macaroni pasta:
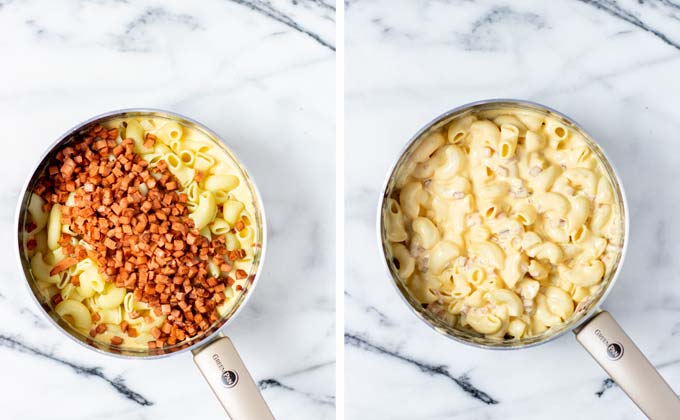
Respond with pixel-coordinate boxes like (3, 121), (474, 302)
(384, 108), (623, 339)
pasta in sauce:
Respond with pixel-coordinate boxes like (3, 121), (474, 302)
(384, 108), (623, 340)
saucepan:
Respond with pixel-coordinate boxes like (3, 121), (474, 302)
(377, 99), (680, 419)
(15, 109), (275, 419)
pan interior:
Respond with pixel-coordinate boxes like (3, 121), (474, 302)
(380, 100), (627, 349)
(16, 110), (265, 357)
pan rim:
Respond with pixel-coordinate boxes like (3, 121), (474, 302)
(14, 108), (268, 359)
(376, 98), (630, 350)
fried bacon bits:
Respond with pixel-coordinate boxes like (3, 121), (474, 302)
(36, 124), (243, 349)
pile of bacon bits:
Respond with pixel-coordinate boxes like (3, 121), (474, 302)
(34, 124), (251, 349)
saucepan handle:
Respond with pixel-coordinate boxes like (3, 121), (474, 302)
(193, 335), (275, 419)
(575, 311), (680, 419)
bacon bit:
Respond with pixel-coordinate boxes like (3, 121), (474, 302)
(33, 124), (250, 347)
(62, 243), (74, 255)
(235, 269), (247, 280)
(141, 201), (153, 213)
(51, 294), (63, 306)
(92, 312), (101, 322)
(135, 214), (148, 233)
(96, 323), (107, 334)
(74, 246), (88, 260)
(26, 221), (37, 232)
(49, 257), (79, 276)
(234, 220), (245, 232)
(26, 239), (38, 251)
(120, 320), (129, 333)
(70, 275), (80, 286)
(161, 322), (172, 335)
(147, 341), (157, 350)
(89, 329), (97, 338)
(61, 158), (76, 177)
(235, 284), (243, 292)
(104, 237), (117, 250)
(110, 144), (123, 157)
(110, 336), (124, 345)
(186, 233), (198, 245)
(151, 326), (162, 339)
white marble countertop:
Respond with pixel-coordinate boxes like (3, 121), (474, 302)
(0, 1), (335, 419)
(345, 1), (680, 419)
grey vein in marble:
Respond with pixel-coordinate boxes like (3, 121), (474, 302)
(345, 333), (498, 405)
(117, 7), (202, 52)
(369, 17), (417, 40)
(672, 322), (680, 336)
(283, 360), (335, 377)
(595, 358), (680, 397)
(577, 0), (680, 50)
(25, 19), (48, 37)
(305, 0), (335, 12)
(226, 0), (335, 50)
(595, 378), (616, 398)
(19, 307), (50, 329)
(345, 292), (395, 327)
(0, 335), (153, 406)
(258, 378), (335, 406)
(460, 6), (546, 51)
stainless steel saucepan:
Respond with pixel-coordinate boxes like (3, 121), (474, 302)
(378, 99), (680, 419)
(15, 109), (275, 419)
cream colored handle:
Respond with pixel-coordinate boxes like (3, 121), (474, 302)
(193, 336), (275, 420)
(575, 311), (680, 419)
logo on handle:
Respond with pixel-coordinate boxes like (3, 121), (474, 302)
(606, 342), (624, 361)
(221, 370), (239, 388)
(213, 354), (240, 388)
(594, 329), (624, 361)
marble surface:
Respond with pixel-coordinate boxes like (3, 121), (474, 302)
(0, 1), (335, 419)
(345, 1), (680, 419)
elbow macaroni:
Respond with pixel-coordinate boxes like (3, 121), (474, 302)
(384, 107), (623, 340)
